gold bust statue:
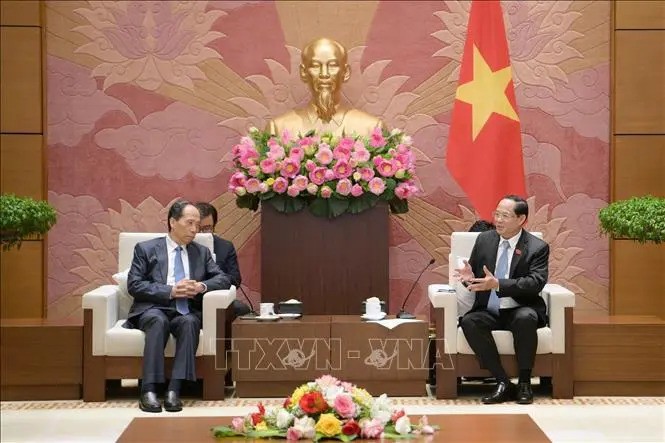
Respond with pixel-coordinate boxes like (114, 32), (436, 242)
(267, 38), (383, 137)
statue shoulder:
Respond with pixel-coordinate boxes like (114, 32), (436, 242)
(344, 108), (384, 132)
(266, 109), (304, 135)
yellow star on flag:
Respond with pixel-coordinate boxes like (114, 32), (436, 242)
(455, 44), (519, 140)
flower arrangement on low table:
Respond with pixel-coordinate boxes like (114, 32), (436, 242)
(212, 375), (438, 441)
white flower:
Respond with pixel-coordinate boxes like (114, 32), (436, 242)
(276, 408), (294, 429)
(248, 126), (259, 133)
(390, 128), (402, 136)
(395, 416), (412, 435)
(370, 394), (393, 425)
(401, 135), (413, 146)
(234, 187), (247, 196)
(323, 385), (344, 405)
(293, 416), (316, 439)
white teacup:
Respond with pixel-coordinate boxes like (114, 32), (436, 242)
(260, 302), (275, 317)
(365, 299), (381, 316)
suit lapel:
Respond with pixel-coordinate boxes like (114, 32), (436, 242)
(487, 231), (500, 274)
(156, 238), (168, 283)
(509, 230), (528, 278)
(186, 243), (199, 280)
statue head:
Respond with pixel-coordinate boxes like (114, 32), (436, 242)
(300, 38), (351, 122)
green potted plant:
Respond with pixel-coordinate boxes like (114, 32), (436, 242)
(0, 194), (57, 251)
(598, 195), (665, 244)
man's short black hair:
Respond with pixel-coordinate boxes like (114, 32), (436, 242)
(503, 194), (529, 219)
(167, 199), (195, 231)
(469, 220), (496, 232)
(194, 202), (218, 226)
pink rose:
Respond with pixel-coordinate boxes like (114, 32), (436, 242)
(377, 159), (396, 177)
(351, 184), (364, 197)
(351, 147), (370, 163)
(289, 146), (305, 162)
(260, 158), (277, 174)
(336, 179), (352, 196)
(231, 417), (246, 433)
(324, 169), (335, 181)
(315, 146), (333, 165)
(395, 183), (413, 199)
(333, 394), (356, 419)
(359, 167), (375, 182)
(286, 427), (302, 441)
(368, 177), (386, 196)
(259, 182), (269, 193)
(269, 143), (286, 160)
(337, 137), (355, 150)
(309, 167), (327, 185)
(228, 172), (247, 191)
(333, 144), (352, 161)
(280, 158), (300, 178)
(370, 127), (386, 148)
(273, 177), (288, 194)
(293, 175), (309, 191)
(287, 185), (300, 197)
(298, 136), (315, 146)
(320, 186), (333, 199)
(245, 178), (261, 194)
(333, 160), (353, 179)
(360, 418), (384, 439)
(239, 136), (255, 147)
(248, 165), (260, 177)
(239, 147), (259, 167)
(305, 160), (317, 172)
(281, 129), (292, 145)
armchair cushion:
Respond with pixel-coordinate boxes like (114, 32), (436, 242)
(457, 327), (553, 354)
(111, 269), (133, 320)
(105, 320), (205, 357)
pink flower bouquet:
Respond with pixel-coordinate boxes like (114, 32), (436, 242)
(212, 375), (438, 441)
(228, 128), (419, 218)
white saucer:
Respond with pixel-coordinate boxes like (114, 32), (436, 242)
(256, 315), (280, 322)
(277, 313), (302, 319)
(361, 312), (387, 321)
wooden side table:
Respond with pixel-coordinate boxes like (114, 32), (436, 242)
(1, 318), (82, 400)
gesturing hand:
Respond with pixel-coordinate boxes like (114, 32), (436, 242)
(467, 265), (500, 292)
(453, 259), (474, 285)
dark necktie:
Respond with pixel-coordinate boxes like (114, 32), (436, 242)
(174, 246), (189, 315)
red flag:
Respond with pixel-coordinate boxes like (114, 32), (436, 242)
(446, 0), (525, 221)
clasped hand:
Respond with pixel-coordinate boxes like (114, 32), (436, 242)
(453, 260), (499, 292)
(171, 279), (202, 298)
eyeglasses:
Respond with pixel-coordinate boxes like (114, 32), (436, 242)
(199, 225), (215, 233)
(492, 211), (517, 221)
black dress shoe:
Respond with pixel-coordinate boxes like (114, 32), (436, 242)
(164, 390), (183, 412)
(482, 381), (516, 404)
(516, 382), (534, 404)
(139, 391), (162, 413)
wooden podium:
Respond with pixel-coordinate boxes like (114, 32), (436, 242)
(261, 203), (389, 314)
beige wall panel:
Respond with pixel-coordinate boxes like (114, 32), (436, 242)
(0, 27), (42, 133)
(0, 0), (41, 26)
(614, 135), (665, 200)
(0, 134), (43, 199)
(614, 31), (665, 134)
(0, 240), (44, 319)
(615, 1), (665, 30)
(612, 240), (665, 319)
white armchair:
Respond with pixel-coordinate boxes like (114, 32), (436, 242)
(82, 233), (236, 402)
(428, 232), (575, 399)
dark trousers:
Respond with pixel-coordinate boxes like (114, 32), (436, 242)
(460, 307), (540, 380)
(136, 308), (202, 384)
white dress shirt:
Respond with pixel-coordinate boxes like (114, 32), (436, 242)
(497, 230), (522, 309)
(165, 235), (190, 285)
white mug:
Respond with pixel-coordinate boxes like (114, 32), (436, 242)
(365, 299), (381, 316)
(260, 302), (275, 317)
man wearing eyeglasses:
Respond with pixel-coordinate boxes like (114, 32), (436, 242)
(454, 195), (549, 404)
(194, 202), (250, 317)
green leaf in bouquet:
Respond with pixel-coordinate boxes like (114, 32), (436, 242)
(258, 191), (276, 201)
(245, 429), (287, 439)
(381, 431), (416, 440)
(309, 197), (350, 218)
(268, 195), (306, 214)
(337, 433), (358, 442)
(348, 193), (379, 214)
(235, 194), (260, 211)
(389, 198), (409, 214)
(304, 129), (316, 138)
(385, 178), (397, 191)
(210, 426), (243, 438)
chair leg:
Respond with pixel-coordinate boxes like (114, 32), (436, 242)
(552, 354), (573, 398)
(83, 355), (106, 402)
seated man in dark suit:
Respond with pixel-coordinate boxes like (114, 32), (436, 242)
(195, 202), (251, 316)
(126, 199), (230, 413)
(455, 195), (548, 405)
